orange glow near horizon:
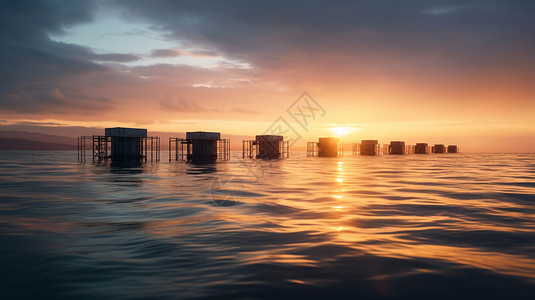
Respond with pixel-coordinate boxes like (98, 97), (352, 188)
(2, 112), (535, 152)
(330, 126), (353, 137)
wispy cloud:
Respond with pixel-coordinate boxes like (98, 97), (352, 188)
(150, 48), (218, 58)
(93, 53), (141, 62)
(159, 96), (221, 113)
(421, 6), (462, 16)
(150, 49), (181, 57)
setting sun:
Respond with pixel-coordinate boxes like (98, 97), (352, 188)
(330, 126), (352, 136)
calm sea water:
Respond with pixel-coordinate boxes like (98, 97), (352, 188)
(0, 151), (534, 299)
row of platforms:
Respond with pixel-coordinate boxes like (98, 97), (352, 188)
(307, 138), (459, 157)
(79, 128), (231, 163)
(78, 128), (459, 163)
(78, 128), (291, 163)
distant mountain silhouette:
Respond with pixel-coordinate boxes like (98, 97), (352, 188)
(0, 131), (78, 150)
(0, 137), (75, 150)
(0, 130), (76, 145)
(0, 130), (288, 151)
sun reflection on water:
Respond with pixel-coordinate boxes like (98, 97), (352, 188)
(1, 151), (534, 298)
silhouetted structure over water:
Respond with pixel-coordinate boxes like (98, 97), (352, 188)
(432, 144), (445, 153)
(78, 127), (160, 162)
(360, 140), (379, 156)
(319, 138), (340, 157)
(187, 132), (219, 162)
(352, 140), (382, 155)
(415, 143), (429, 154)
(76, 128), (460, 163)
(308, 137), (343, 157)
(389, 141), (405, 154)
(169, 131), (230, 162)
(351, 140), (460, 156)
(243, 135), (289, 159)
(105, 127), (147, 158)
(448, 145), (459, 153)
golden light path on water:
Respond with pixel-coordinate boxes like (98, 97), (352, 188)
(0, 151), (534, 298)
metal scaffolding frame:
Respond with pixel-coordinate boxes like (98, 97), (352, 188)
(141, 136), (161, 162)
(77, 136), (91, 161)
(382, 144), (389, 155)
(77, 135), (110, 162)
(243, 140), (257, 159)
(308, 141), (343, 157)
(243, 139), (289, 159)
(217, 139), (231, 161)
(78, 135), (160, 162)
(169, 137), (230, 161)
(307, 142), (318, 157)
(280, 140), (290, 158)
(352, 142), (381, 156)
(169, 137), (186, 161)
(352, 143), (360, 156)
(338, 142), (344, 157)
(94, 135), (110, 160)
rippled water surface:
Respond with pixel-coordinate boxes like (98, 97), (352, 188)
(1, 151), (534, 299)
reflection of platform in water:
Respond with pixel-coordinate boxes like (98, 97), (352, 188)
(169, 131), (230, 163)
(185, 163), (218, 174)
(307, 137), (343, 157)
(243, 135), (289, 159)
(110, 158), (143, 169)
(78, 127), (160, 162)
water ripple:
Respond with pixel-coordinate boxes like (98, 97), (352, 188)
(0, 151), (534, 299)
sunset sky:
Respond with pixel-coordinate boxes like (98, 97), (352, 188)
(1, 0), (534, 152)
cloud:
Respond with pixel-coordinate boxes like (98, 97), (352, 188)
(129, 63), (254, 88)
(159, 96), (221, 113)
(9, 121), (66, 126)
(0, 0), (117, 114)
(151, 49), (181, 57)
(150, 48), (218, 58)
(0, 0), (96, 42)
(1, 0), (534, 130)
(421, 6), (462, 15)
(189, 50), (218, 58)
(1, 86), (114, 114)
(50, 88), (68, 102)
(93, 53), (142, 62)
(112, 0), (535, 78)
